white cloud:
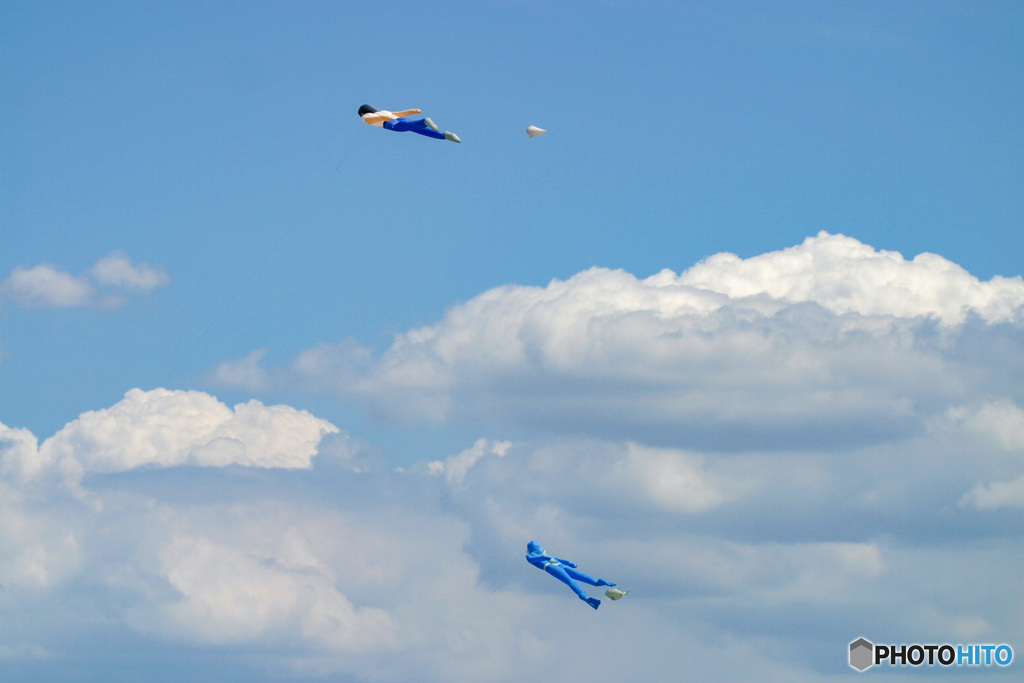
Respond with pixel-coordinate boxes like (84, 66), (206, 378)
(35, 388), (340, 476)
(0, 479), (81, 589)
(3, 233), (1024, 681)
(616, 442), (751, 512)
(961, 475), (1024, 510)
(678, 232), (1024, 324)
(0, 391), (407, 674)
(219, 233), (1024, 451)
(0, 421), (40, 481)
(0, 263), (96, 307)
(2, 385), (1024, 681)
(428, 438), (512, 485)
(1, 252), (168, 308)
(144, 533), (393, 649)
(208, 348), (271, 392)
(0, 423), (81, 589)
(946, 400), (1024, 451)
(946, 401), (1024, 510)
(89, 250), (169, 292)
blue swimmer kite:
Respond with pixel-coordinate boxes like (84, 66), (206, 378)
(358, 105), (461, 143)
(525, 540), (624, 610)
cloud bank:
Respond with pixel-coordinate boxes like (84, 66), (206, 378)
(4, 234), (1023, 681)
(214, 232), (1024, 449)
(2, 391), (1022, 681)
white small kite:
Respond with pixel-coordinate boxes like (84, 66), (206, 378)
(526, 125), (547, 138)
(605, 587), (628, 600)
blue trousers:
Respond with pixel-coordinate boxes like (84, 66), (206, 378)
(384, 116), (445, 140)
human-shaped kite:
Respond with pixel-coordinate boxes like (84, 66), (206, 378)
(525, 540), (619, 610)
(358, 104), (461, 143)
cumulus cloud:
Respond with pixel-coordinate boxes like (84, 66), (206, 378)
(26, 388), (341, 478)
(1, 251), (168, 308)
(678, 232), (1024, 324)
(141, 533), (394, 649)
(217, 233), (1024, 450)
(423, 422), (1024, 677)
(4, 234), (1024, 681)
(0, 393), (523, 680)
(3, 384), (1024, 681)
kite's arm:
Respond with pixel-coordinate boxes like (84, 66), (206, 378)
(362, 109), (422, 125)
(540, 557), (573, 569)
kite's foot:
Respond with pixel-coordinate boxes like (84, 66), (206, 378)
(597, 579), (616, 587)
(424, 117), (439, 132)
(585, 597), (601, 610)
(444, 131), (461, 143)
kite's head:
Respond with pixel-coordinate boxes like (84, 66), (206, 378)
(526, 540), (543, 554)
(358, 104), (378, 117)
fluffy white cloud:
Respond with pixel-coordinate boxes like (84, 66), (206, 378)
(677, 232), (1024, 324)
(1, 252), (168, 308)
(143, 533), (393, 649)
(217, 233), (1024, 451)
(1, 394), (524, 680)
(3, 234), (1023, 681)
(2, 385), (1024, 681)
(31, 388), (340, 477)
(425, 422), (1024, 673)
(0, 421), (39, 481)
(1, 424), (81, 590)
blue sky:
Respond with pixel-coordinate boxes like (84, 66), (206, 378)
(2, 2), (1022, 681)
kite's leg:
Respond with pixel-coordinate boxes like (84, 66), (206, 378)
(545, 565), (588, 599)
(545, 565), (600, 608)
(385, 116), (445, 140)
(564, 566), (616, 588)
(409, 127), (446, 140)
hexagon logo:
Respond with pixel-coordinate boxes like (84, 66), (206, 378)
(850, 638), (874, 671)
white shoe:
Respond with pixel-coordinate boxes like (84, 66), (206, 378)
(444, 131), (461, 143)
(424, 117), (439, 132)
